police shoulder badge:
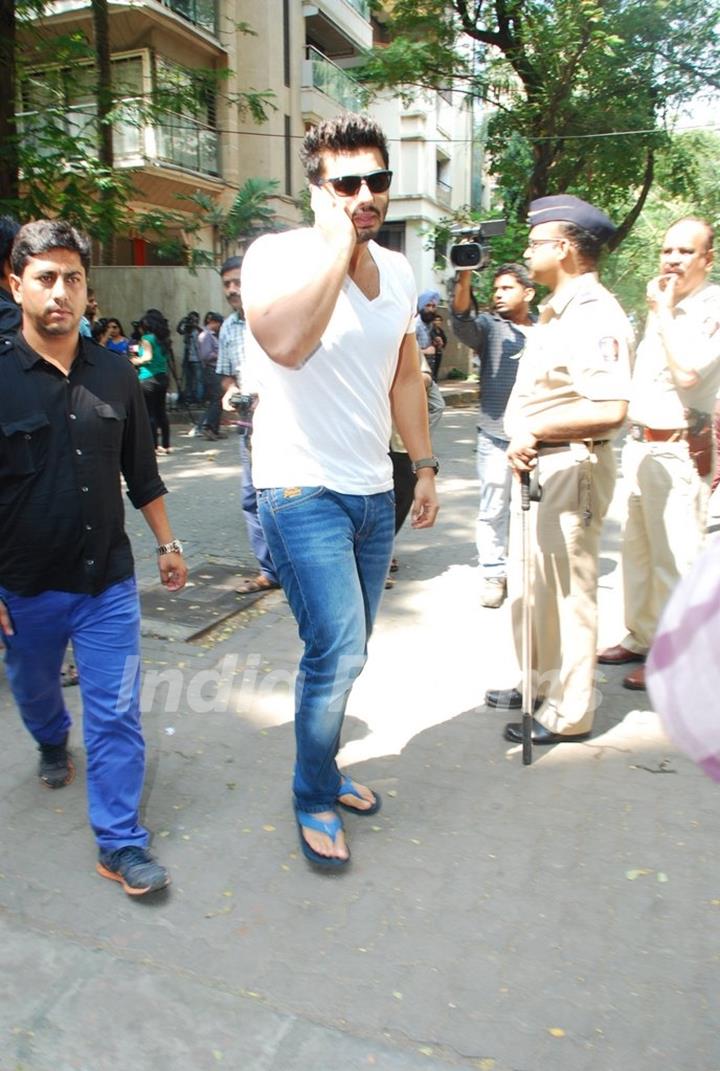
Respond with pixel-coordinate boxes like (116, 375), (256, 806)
(598, 336), (619, 362)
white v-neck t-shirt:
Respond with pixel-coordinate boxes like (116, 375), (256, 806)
(242, 232), (417, 494)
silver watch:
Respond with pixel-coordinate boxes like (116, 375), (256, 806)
(156, 539), (183, 556)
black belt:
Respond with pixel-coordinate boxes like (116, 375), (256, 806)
(537, 440), (609, 449)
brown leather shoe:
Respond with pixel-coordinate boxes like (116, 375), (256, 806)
(597, 644), (646, 665)
(622, 665), (646, 690)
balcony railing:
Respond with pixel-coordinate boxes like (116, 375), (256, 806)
(17, 100), (219, 177)
(304, 46), (363, 112)
(436, 179), (452, 207)
(155, 111), (219, 175)
(161, 0), (217, 34)
(343, 0), (370, 17)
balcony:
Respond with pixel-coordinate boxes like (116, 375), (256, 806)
(343, 0), (370, 16)
(17, 99), (219, 179)
(436, 179), (452, 208)
(302, 0), (373, 56)
(302, 46), (363, 119)
(161, 0), (217, 34)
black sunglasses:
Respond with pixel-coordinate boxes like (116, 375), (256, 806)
(320, 169), (393, 197)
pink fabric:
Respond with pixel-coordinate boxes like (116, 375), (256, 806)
(646, 538), (720, 782)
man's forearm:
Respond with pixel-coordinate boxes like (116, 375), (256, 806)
(525, 399), (628, 441)
(391, 376), (433, 460)
(657, 311), (701, 389)
(451, 271), (473, 316)
(140, 496), (176, 546)
(246, 239), (353, 369)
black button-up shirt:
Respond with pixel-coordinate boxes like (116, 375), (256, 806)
(0, 332), (166, 596)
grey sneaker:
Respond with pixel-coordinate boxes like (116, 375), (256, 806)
(480, 577), (507, 608)
(38, 734), (75, 789)
(96, 846), (170, 897)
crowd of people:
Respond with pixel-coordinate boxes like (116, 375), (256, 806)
(0, 111), (718, 896)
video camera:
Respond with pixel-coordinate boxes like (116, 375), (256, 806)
(228, 391), (254, 437)
(177, 312), (200, 336)
(449, 219), (506, 272)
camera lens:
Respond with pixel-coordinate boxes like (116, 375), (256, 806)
(450, 242), (482, 269)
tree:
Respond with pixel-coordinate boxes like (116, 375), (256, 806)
(361, 0), (720, 246)
(139, 177), (281, 267)
(0, 7), (275, 252)
(0, 0), (18, 203)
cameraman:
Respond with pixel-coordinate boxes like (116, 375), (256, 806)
(196, 312), (224, 439)
(177, 310), (201, 403)
(452, 263), (535, 608)
(216, 257), (279, 594)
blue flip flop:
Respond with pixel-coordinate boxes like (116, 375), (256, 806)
(295, 809), (350, 869)
(336, 776), (382, 817)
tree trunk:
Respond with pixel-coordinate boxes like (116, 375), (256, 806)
(610, 148), (655, 252)
(92, 0), (115, 262)
(0, 0), (18, 205)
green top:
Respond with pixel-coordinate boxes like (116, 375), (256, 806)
(137, 333), (168, 380)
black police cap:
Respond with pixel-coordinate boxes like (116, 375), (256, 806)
(527, 195), (616, 245)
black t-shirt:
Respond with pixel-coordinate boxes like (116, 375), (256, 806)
(0, 332), (166, 596)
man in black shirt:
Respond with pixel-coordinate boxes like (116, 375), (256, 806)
(0, 219), (188, 897)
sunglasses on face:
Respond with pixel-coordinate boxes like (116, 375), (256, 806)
(319, 169), (393, 197)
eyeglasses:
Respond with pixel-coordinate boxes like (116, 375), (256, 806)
(320, 170), (393, 197)
(526, 238), (563, 251)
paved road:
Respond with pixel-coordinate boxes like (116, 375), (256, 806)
(1, 411), (717, 1071)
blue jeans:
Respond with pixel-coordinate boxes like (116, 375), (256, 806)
(0, 578), (148, 852)
(476, 429), (512, 579)
(241, 438), (278, 583)
(258, 487), (395, 812)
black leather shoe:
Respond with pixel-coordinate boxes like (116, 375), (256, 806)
(485, 688), (541, 711)
(503, 718), (591, 745)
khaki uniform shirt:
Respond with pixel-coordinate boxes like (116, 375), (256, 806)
(628, 281), (720, 429)
(505, 273), (633, 437)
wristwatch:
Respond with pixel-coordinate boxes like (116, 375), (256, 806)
(156, 539), (183, 556)
(411, 456), (440, 475)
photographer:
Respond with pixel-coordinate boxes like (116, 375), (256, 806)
(177, 310), (201, 404)
(216, 256), (279, 594)
(452, 262), (535, 607)
(197, 312), (225, 440)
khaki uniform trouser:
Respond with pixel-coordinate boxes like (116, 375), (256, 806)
(508, 443), (616, 735)
(620, 438), (709, 655)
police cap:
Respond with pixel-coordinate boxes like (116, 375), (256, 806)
(527, 195), (616, 246)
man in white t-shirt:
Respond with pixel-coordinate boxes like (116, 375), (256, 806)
(241, 114), (439, 870)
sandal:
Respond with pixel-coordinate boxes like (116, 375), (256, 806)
(235, 575), (280, 595)
(336, 776), (382, 816)
(295, 808), (350, 869)
(389, 557), (399, 573)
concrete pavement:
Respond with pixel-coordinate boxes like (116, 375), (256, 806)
(1, 409), (718, 1071)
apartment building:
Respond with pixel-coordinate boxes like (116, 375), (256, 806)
(16, 0), (476, 295)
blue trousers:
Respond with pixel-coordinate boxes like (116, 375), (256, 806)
(1, 578), (148, 852)
(258, 487), (394, 812)
(241, 437), (278, 583)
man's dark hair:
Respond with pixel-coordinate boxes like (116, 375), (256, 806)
(10, 219), (91, 276)
(0, 215), (21, 266)
(300, 113), (389, 185)
(558, 223), (603, 267)
(220, 255), (242, 276)
(204, 310), (224, 324)
(493, 262), (533, 289)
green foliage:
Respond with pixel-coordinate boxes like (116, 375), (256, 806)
(138, 177), (281, 268)
(1, 10), (275, 250)
(358, 0), (720, 242)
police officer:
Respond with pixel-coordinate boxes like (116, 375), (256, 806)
(485, 195), (634, 744)
(598, 218), (720, 690)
